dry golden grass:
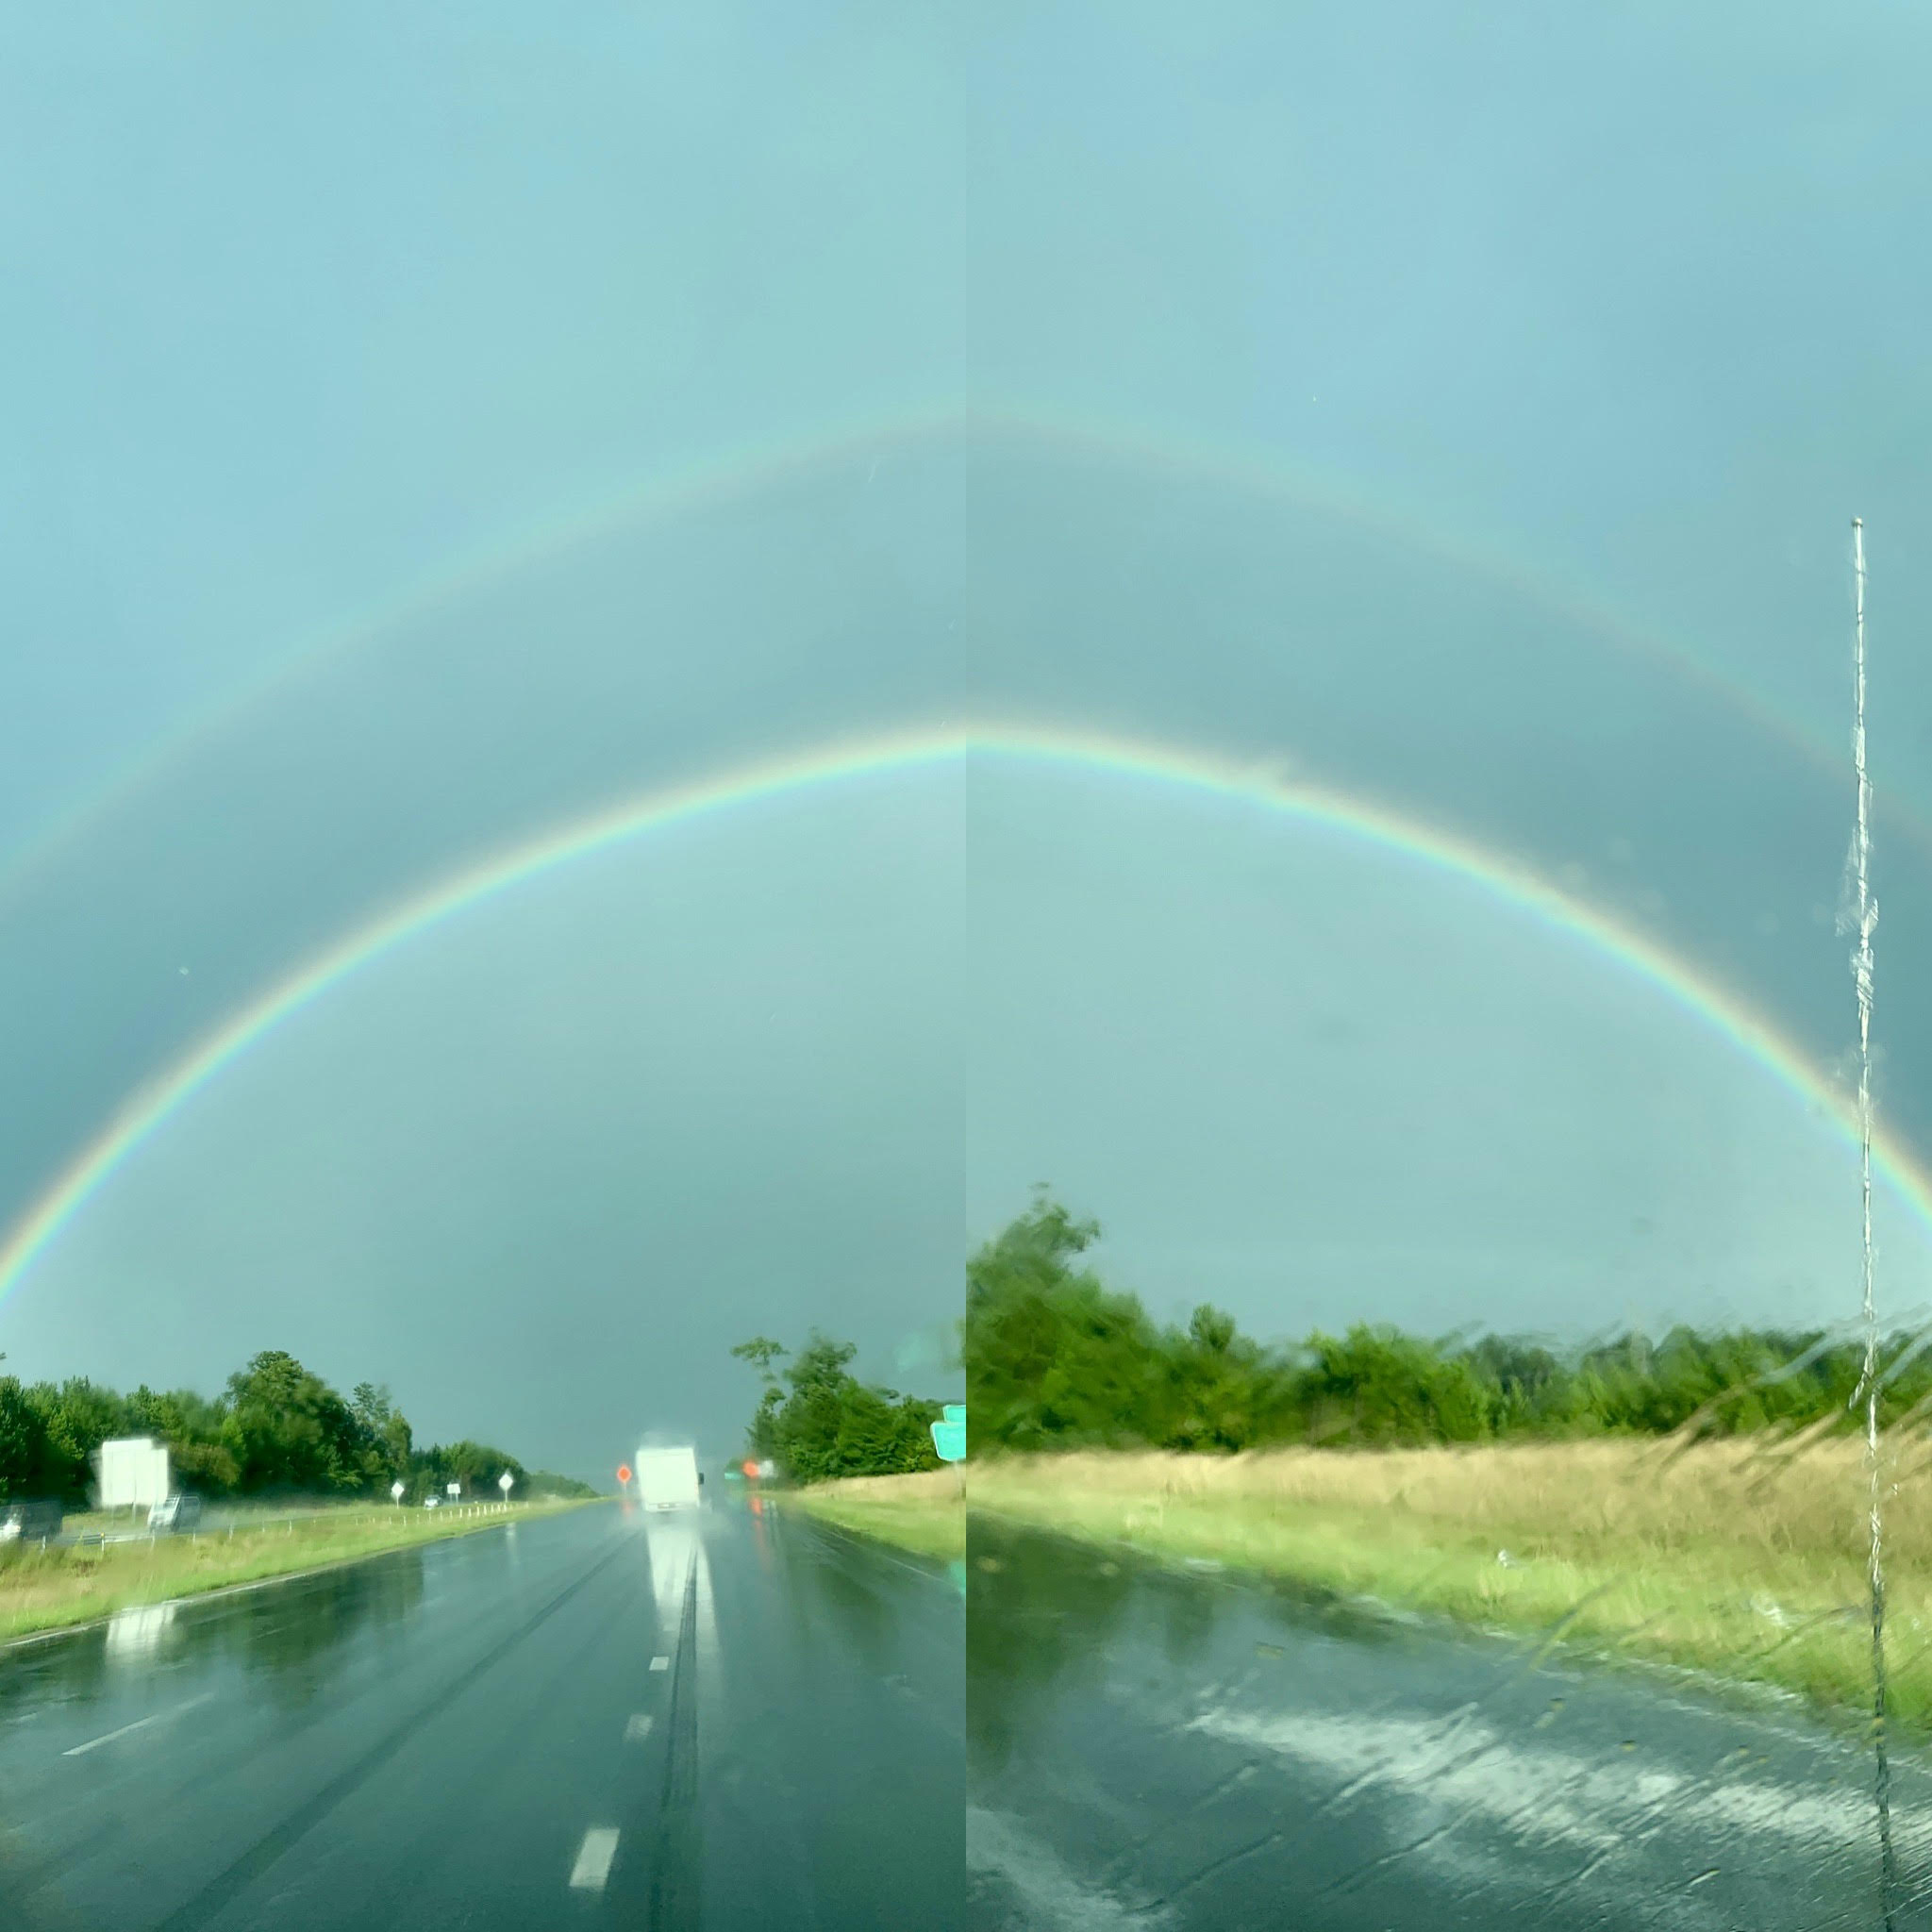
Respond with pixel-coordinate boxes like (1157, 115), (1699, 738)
(970, 1438), (1932, 1730)
(786, 1468), (965, 1562)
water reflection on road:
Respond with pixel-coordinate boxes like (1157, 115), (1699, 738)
(967, 1516), (1932, 1931)
(0, 1544), (428, 1729)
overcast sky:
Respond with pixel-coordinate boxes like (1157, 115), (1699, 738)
(3, 5), (1930, 1480)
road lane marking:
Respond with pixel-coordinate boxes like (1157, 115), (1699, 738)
(142, 1541), (630, 1932)
(625, 1714), (655, 1741)
(63, 1692), (214, 1757)
(645, 1564), (701, 1924)
(649, 1655), (669, 1671)
(568, 1827), (620, 1891)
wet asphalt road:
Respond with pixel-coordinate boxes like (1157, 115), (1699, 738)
(966, 1517), (1932, 1932)
(18, 1500), (1932, 1930)
(0, 1498), (963, 1931)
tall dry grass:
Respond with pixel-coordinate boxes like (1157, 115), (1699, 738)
(787, 1468), (965, 1561)
(804, 1469), (962, 1504)
(970, 1438), (1932, 1730)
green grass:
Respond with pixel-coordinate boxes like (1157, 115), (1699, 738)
(0, 1497), (602, 1642)
(784, 1470), (966, 1562)
(969, 1441), (1932, 1735)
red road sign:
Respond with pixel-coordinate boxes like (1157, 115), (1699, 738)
(616, 1464), (632, 1485)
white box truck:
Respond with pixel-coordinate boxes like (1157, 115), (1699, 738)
(634, 1444), (701, 1510)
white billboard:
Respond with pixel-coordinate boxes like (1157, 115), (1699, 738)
(97, 1437), (171, 1509)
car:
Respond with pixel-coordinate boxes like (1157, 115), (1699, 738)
(146, 1493), (202, 1533)
(424, 1495), (441, 1509)
(0, 1500), (63, 1544)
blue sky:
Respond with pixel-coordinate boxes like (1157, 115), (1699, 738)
(2, 3), (1927, 1474)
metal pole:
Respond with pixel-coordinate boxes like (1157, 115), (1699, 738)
(1850, 518), (1896, 1926)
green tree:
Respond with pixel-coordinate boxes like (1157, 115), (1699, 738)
(25, 1378), (132, 1502)
(412, 1440), (525, 1500)
(734, 1332), (943, 1480)
(1298, 1326), (1491, 1446)
(1153, 1304), (1297, 1452)
(0, 1377), (55, 1503)
(729, 1338), (789, 1380)
(223, 1351), (365, 1494)
(966, 1190), (1169, 1449)
(522, 1470), (599, 1499)
(731, 1337), (791, 1463)
(349, 1382), (414, 1488)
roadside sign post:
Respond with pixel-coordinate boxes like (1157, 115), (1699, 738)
(498, 1471), (513, 1506)
(390, 1480), (406, 1508)
(616, 1464), (633, 1496)
(930, 1405), (966, 1498)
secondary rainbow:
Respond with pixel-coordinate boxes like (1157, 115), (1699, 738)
(0, 723), (1923, 1305)
(0, 404), (1898, 908)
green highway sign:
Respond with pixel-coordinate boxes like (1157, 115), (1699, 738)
(942, 1404), (964, 1425)
(931, 1415), (966, 1462)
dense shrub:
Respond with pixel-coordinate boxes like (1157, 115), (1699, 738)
(963, 1191), (1914, 1455)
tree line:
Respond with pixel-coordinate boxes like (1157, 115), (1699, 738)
(0, 1348), (596, 1506)
(730, 1334), (946, 1482)
(966, 1191), (1932, 1453)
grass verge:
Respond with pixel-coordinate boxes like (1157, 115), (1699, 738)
(784, 1470), (966, 1562)
(968, 1441), (1932, 1734)
(0, 1497), (601, 1643)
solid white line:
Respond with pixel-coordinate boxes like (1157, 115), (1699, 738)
(624, 1714), (654, 1741)
(63, 1692), (214, 1757)
(649, 1655), (669, 1672)
(568, 1826), (620, 1890)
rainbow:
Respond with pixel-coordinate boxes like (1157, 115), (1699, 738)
(0, 404), (1896, 906)
(0, 724), (1922, 1307)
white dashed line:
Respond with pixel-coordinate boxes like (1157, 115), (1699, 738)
(625, 1714), (655, 1742)
(649, 1655), (669, 1672)
(569, 1826), (620, 1891)
(63, 1692), (214, 1757)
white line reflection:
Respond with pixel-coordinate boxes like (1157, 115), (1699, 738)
(568, 1826), (619, 1890)
(63, 1691), (213, 1757)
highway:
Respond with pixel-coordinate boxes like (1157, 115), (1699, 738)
(967, 1517), (1932, 1932)
(0, 1497), (963, 1931)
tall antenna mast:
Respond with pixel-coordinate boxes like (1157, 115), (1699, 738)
(1851, 516), (1896, 1924)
